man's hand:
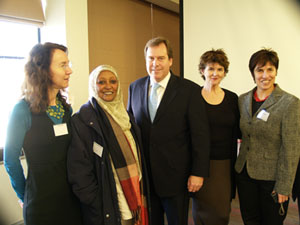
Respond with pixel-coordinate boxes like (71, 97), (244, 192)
(187, 175), (204, 192)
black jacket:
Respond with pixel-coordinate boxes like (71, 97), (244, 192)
(67, 99), (151, 225)
(128, 74), (210, 197)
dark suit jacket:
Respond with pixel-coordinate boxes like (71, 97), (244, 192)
(127, 73), (210, 197)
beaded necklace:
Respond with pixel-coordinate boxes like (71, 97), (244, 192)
(46, 98), (65, 119)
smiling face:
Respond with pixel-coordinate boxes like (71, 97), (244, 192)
(145, 43), (173, 82)
(49, 49), (72, 90)
(96, 70), (118, 102)
(202, 62), (225, 87)
(254, 61), (276, 93)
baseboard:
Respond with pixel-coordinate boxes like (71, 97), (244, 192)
(11, 221), (24, 225)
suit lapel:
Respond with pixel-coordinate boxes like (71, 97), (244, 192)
(245, 85), (283, 118)
(142, 77), (151, 122)
(260, 85), (283, 111)
(154, 74), (179, 123)
(244, 90), (253, 118)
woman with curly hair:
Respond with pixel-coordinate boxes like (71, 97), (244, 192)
(192, 49), (240, 225)
(4, 42), (82, 225)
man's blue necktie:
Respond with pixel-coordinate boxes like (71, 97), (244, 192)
(148, 83), (160, 122)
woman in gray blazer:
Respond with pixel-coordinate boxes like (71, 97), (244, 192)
(235, 49), (300, 225)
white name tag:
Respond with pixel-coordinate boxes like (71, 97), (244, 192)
(257, 109), (270, 122)
(93, 142), (103, 157)
(53, 123), (68, 136)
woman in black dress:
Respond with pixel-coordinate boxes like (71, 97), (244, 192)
(4, 43), (82, 225)
(192, 49), (239, 225)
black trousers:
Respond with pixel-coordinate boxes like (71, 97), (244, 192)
(298, 198), (300, 220)
(236, 167), (289, 225)
(150, 188), (189, 225)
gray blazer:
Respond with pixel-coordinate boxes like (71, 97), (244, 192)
(235, 85), (300, 195)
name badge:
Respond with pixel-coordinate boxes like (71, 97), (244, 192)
(93, 142), (103, 157)
(257, 109), (270, 122)
(53, 123), (68, 136)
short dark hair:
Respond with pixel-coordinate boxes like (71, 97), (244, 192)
(144, 37), (173, 59)
(198, 49), (229, 80)
(249, 48), (279, 80)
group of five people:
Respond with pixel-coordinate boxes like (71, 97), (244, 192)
(3, 37), (300, 225)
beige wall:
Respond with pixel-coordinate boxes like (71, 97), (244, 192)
(42, 0), (180, 109)
(88, 0), (180, 103)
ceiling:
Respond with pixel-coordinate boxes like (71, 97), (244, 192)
(143, 0), (179, 13)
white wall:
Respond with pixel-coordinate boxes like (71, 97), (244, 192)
(41, 0), (67, 44)
(0, 160), (27, 225)
(65, 0), (89, 112)
(184, 0), (300, 97)
(41, 0), (89, 112)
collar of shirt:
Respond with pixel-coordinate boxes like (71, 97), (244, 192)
(149, 72), (171, 105)
(149, 72), (171, 89)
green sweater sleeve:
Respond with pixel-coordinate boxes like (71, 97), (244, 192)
(4, 100), (31, 201)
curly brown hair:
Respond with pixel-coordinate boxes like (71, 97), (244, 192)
(198, 49), (229, 80)
(22, 42), (71, 113)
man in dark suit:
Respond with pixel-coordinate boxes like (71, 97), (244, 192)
(127, 37), (210, 225)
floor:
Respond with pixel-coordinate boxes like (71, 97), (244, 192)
(11, 197), (300, 225)
(187, 198), (299, 225)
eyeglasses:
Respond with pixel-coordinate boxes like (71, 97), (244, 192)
(59, 62), (72, 70)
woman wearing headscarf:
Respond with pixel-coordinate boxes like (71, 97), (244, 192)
(67, 65), (150, 225)
(4, 42), (82, 225)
